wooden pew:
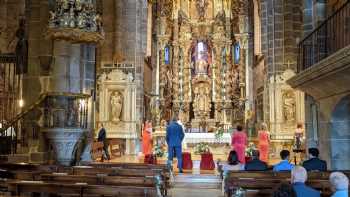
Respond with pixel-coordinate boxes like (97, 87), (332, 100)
(70, 166), (169, 196)
(225, 171), (350, 180)
(1, 163), (171, 196)
(7, 181), (160, 197)
(40, 173), (157, 188)
(224, 171), (350, 197)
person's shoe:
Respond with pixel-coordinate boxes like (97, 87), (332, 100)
(179, 170), (183, 173)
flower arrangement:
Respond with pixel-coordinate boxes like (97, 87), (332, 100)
(245, 142), (257, 157)
(194, 142), (210, 154)
(154, 144), (165, 157)
(214, 127), (224, 140)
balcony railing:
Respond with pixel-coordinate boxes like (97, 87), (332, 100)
(298, 1), (350, 72)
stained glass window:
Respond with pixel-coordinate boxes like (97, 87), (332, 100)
(164, 45), (170, 65)
(233, 43), (240, 64)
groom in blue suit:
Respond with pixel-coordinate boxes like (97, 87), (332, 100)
(166, 115), (185, 173)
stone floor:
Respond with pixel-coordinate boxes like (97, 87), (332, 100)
(168, 174), (223, 197)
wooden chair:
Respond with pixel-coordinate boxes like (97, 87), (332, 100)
(109, 139), (125, 158)
(91, 141), (104, 161)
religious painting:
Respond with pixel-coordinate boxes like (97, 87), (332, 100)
(191, 41), (212, 77)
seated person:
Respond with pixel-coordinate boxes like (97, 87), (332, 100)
(218, 150), (244, 176)
(273, 183), (297, 197)
(217, 150), (244, 195)
(244, 150), (268, 171)
(302, 148), (327, 171)
(273, 150), (294, 171)
(329, 172), (349, 197)
(291, 166), (320, 197)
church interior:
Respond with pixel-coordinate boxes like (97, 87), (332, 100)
(0, 0), (349, 196)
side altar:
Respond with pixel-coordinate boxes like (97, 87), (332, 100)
(97, 69), (138, 154)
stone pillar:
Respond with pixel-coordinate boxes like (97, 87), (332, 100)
(40, 41), (94, 165)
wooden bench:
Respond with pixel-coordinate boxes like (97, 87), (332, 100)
(40, 173), (158, 187)
(7, 181), (160, 197)
(1, 163), (171, 196)
(224, 171), (350, 197)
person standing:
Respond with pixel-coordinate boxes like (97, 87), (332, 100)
(258, 123), (270, 162)
(142, 120), (153, 155)
(166, 115), (185, 173)
(294, 123), (304, 149)
(97, 123), (110, 160)
(231, 125), (247, 164)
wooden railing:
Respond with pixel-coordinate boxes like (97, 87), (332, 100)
(298, 1), (350, 72)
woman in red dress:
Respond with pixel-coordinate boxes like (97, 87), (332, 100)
(258, 123), (270, 163)
(142, 120), (153, 155)
(231, 125), (248, 164)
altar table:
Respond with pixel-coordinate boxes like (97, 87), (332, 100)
(183, 133), (231, 144)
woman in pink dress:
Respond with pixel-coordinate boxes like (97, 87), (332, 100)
(258, 123), (270, 163)
(231, 125), (248, 164)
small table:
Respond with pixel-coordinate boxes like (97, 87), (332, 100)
(200, 152), (215, 170)
(182, 152), (193, 170)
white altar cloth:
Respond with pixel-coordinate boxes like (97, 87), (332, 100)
(183, 133), (231, 144)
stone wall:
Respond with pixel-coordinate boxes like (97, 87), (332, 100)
(0, 0), (25, 53)
(97, 0), (148, 125)
(256, 0), (303, 129)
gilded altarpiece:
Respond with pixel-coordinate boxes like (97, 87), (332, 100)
(152, 0), (249, 131)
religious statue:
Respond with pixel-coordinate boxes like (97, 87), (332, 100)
(294, 123), (304, 149)
(110, 91), (123, 122)
(196, 0), (209, 20)
(69, 7), (76, 28)
(195, 59), (208, 75)
(15, 18), (28, 74)
(282, 91), (296, 122)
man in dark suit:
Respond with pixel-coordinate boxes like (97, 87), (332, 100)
(245, 150), (268, 171)
(98, 123), (110, 160)
(292, 166), (320, 197)
(166, 115), (185, 173)
(302, 148), (327, 171)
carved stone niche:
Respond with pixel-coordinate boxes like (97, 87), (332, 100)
(98, 69), (138, 154)
(269, 69), (305, 139)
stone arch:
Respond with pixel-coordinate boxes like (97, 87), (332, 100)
(330, 94), (350, 170)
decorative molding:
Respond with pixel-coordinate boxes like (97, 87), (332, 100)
(46, 28), (104, 44)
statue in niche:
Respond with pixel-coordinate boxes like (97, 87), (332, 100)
(196, 0), (209, 20)
(110, 91), (123, 122)
(8, 18), (28, 74)
(282, 91), (296, 122)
